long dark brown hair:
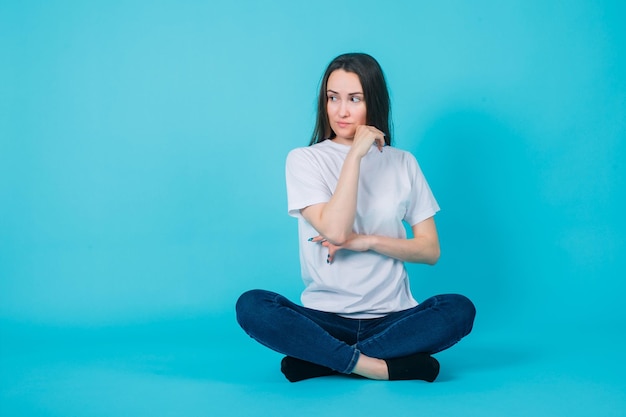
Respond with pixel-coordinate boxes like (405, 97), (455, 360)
(310, 53), (392, 146)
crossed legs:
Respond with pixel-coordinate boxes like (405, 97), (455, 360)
(236, 289), (475, 382)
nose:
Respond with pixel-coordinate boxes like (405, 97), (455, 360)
(338, 100), (349, 118)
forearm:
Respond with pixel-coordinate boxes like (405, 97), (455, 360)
(367, 234), (440, 265)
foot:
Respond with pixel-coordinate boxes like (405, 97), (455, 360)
(351, 354), (389, 380)
(385, 353), (440, 382)
(280, 356), (338, 382)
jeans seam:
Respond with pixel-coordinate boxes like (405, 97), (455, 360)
(270, 290), (362, 373)
(364, 297), (440, 349)
(342, 348), (360, 374)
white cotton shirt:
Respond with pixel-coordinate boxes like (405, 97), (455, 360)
(285, 139), (440, 318)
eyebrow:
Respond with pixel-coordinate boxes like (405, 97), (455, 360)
(326, 89), (364, 95)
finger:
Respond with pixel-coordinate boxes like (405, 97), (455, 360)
(376, 138), (385, 152)
(364, 126), (385, 151)
(327, 246), (338, 264)
(374, 136), (385, 152)
(307, 235), (326, 243)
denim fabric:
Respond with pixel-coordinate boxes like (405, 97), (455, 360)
(236, 289), (476, 374)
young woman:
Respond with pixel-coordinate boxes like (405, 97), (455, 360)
(236, 53), (475, 382)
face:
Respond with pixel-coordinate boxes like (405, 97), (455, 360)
(326, 69), (367, 144)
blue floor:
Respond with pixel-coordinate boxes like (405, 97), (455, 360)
(1, 315), (624, 417)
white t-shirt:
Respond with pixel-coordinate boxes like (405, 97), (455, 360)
(285, 139), (440, 318)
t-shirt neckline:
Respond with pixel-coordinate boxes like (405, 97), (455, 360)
(322, 139), (378, 154)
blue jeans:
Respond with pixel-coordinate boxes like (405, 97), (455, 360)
(236, 289), (476, 374)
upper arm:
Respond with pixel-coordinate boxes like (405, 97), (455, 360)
(411, 216), (438, 239)
(300, 202), (327, 234)
(286, 149), (332, 219)
(411, 216), (440, 262)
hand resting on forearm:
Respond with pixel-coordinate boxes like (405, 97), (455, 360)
(309, 216), (440, 265)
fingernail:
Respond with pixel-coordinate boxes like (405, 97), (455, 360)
(308, 237), (314, 241)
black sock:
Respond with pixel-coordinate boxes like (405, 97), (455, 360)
(385, 353), (440, 382)
(280, 356), (338, 382)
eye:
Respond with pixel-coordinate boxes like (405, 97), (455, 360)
(327, 95), (338, 102)
(350, 96), (362, 103)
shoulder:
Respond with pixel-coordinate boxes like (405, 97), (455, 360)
(286, 146), (307, 160)
(379, 147), (426, 181)
(286, 144), (322, 176)
(287, 141), (337, 163)
(286, 146), (314, 167)
(383, 146), (419, 165)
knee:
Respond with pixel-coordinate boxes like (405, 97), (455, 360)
(454, 294), (476, 336)
(442, 294), (476, 337)
(235, 289), (274, 330)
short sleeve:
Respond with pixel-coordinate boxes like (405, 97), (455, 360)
(285, 148), (333, 218)
(403, 153), (440, 226)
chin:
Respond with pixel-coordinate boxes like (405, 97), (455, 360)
(334, 129), (356, 139)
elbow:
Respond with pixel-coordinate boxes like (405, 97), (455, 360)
(428, 250), (440, 265)
(425, 245), (441, 266)
(409, 237), (440, 265)
(324, 231), (350, 246)
(319, 222), (353, 247)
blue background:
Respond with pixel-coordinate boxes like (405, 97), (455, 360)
(1, 1), (625, 416)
